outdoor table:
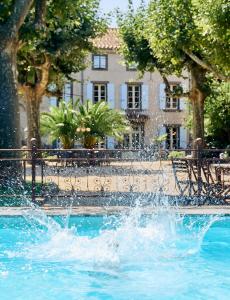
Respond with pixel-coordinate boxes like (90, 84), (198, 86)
(211, 163), (230, 185)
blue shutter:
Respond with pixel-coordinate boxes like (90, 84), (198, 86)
(107, 83), (115, 109)
(86, 83), (93, 103)
(159, 125), (166, 149)
(180, 83), (187, 110)
(107, 137), (115, 149)
(120, 84), (127, 109)
(179, 126), (187, 148)
(159, 83), (166, 110)
(63, 83), (72, 102)
(49, 97), (57, 107)
(141, 85), (149, 110)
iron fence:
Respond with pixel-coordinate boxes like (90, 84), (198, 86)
(0, 142), (229, 205)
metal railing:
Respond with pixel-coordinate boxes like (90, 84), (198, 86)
(0, 140), (229, 205)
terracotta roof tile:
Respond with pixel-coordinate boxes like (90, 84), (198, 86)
(93, 28), (120, 50)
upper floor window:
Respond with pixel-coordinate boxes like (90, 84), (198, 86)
(165, 84), (179, 110)
(127, 84), (141, 109)
(93, 83), (107, 103)
(92, 54), (108, 70)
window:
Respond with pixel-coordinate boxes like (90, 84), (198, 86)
(93, 83), (107, 103)
(165, 84), (179, 110)
(166, 126), (180, 149)
(92, 54), (108, 70)
(124, 124), (144, 149)
(127, 84), (141, 109)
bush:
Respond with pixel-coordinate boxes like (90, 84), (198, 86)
(168, 151), (185, 159)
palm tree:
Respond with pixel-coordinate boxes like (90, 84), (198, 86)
(76, 100), (130, 148)
(40, 101), (78, 149)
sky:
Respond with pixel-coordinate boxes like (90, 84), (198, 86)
(99, 0), (149, 26)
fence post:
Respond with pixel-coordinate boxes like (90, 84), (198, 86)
(31, 138), (37, 202)
(194, 138), (203, 196)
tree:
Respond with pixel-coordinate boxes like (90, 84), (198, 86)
(41, 100), (130, 149)
(18, 0), (106, 148)
(76, 100), (130, 149)
(0, 0), (34, 151)
(118, 0), (230, 144)
(205, 82), (230, 148)
(41, 101), (78, 149)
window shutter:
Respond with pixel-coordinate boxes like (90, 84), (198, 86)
(159, 125), (166, 149)
(107, 83), (115, 109)
(179, 126), (187, 148)
(120, 84), (127, 109)
(63, 83), (72, 102)
(179, 83), (187, 110)
(180, 98), (186, 110)
(49, 97), (57, 107)
(141, 85), (149, 110)
(86, 82), (93, 102)
(159, 83), (166, 110)
(107, 137), (115, 149)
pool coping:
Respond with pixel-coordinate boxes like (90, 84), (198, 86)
(0, 206), (230, 216)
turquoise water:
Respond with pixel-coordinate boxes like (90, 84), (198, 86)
(0, 210), (230, 300)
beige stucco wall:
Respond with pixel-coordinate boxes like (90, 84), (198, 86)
(72, 51), (189, 147)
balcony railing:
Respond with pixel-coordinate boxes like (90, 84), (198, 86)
(125, 108), (149, 120)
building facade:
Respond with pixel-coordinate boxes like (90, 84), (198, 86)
(20, 29), (189, 149)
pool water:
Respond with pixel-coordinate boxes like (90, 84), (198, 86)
(0, 209), (229, 300)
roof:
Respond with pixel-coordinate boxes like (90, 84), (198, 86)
(93, 28), (121, 51)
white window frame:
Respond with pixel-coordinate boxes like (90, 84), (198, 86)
(127, 84), (142, 109)
(92, 54), (108, 70)
(165, 84), (179, 110)
(93, 83), (107, 103)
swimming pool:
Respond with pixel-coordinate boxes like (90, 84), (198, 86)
(0, 209), (229, 300)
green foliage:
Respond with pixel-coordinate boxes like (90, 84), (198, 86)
(117, 2), (159, 74)
(118, 0), (229, 77)
(41, 100), (130, 149)
(168, 151), (185, 159)
(153, 134), (167, 145)
(0, 0), (14, 24)
(205, 82), (230, 147)
(77, 100), (130, 148)
(41, 101), (79, 149)
(17, 0), (107, 87)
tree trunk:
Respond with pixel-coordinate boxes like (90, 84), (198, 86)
(25, 88), (42, 149)
(22, 57), (50, 149)
(0, 44), (22, 184)
(0, 0), (34, 185)
(83, 135), (97, 149)
(190, 67), (207, 146)
(0, 45), (20, 151)
(60, 136), (74, 149)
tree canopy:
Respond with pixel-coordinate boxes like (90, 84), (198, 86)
(205, 82), (230, 148)
(119, 0), (229, 78)
(118, 0), (230, 143)
(15, 0), (106, 147)
(18, 0), (106, 88)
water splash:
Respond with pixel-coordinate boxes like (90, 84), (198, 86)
(10, 200), (219, 268)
